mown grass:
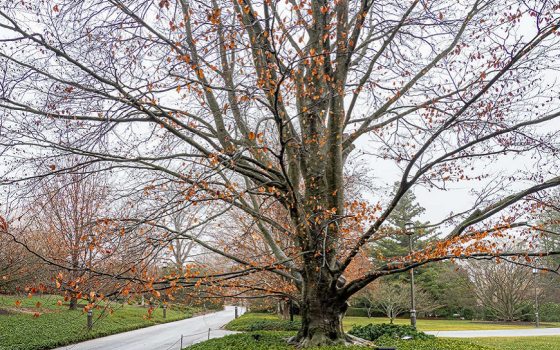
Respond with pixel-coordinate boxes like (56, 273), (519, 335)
(229, 312), (558, 332)
(0, 294), (198, 350)
(344, 316), (560, 331)
(470, 336), (560, 350)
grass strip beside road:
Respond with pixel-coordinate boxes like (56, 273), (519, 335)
(343, 316), (560, 331)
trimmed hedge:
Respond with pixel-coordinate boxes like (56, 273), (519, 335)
(225, 313), (301, 331)
(345, 307), (370, 317)
(348, 323), (434, 341)
(540, 302), (560, 322)
(183, 331), (496, 350)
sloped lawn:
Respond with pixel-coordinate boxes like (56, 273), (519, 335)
(0, 294), (198, 350)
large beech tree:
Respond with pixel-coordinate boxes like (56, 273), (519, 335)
(1, 0), (560, 346)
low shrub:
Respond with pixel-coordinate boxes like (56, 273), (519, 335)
(169, 304), (200, 315)
(250, 308), (275, 313)
(348, 323), (434, 341)
(345, 307), (371, 317)
(225, 313), (300, 331)
(246, 299), (276, 313)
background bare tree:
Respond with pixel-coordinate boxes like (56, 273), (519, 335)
(466, 260), (535, 321)
(371, 282), (409, 324)
(353, 282), (379, 318)
(360, 280), (440, 322)
(0, 239), (40, 293)
(29, 165), (110, 309)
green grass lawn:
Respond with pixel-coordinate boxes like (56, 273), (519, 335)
(470, 336), (560, 350)
(0, 294), (198, 350)
(232, 312), (558, 332)
(343, 316), (559, 331)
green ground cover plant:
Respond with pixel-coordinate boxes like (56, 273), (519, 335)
(216, 313), (560, 350)
(183, 331), (495, 350)
(0, 295), (198, 350)
(469, 336), (560, 350)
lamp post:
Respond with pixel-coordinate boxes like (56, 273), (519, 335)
(405, 222), (416, 329)
(532, 268), (540, 328)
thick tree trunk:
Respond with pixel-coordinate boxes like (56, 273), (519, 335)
(292, 293), (347, 346)
(289, 270), (361, 347)
(291, 291), (372, 347)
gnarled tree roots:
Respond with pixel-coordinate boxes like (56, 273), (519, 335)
(288, 332), (373, 348)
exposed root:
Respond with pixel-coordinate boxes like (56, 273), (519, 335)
(287, 333), (374, 348)
(344, 333), (375, 346)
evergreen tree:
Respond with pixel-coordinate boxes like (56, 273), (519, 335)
(371, 183), (432, 260)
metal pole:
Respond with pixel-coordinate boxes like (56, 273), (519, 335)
(533, 269), (540, 328)
(180, 335), (183, 349)
(87, 309), (93, 331)
(235, 306), (238, 319)
(208, 328), (211, 340)
(163, 303), (167, 319)
(408, 231), (417, 329)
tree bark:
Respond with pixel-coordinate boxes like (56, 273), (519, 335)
(290, 265), (351, 346)
(292, 294), (347, 346)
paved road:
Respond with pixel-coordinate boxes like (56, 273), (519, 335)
(54, 306), (245, 350)
(426, 327), (560, 338)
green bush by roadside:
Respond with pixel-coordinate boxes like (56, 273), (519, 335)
(348, 323), (434, 341)
(224, 313), (301, 331)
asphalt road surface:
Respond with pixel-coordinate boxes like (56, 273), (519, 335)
(426, 327), (560, 338)
(54, 306), (245, 350)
